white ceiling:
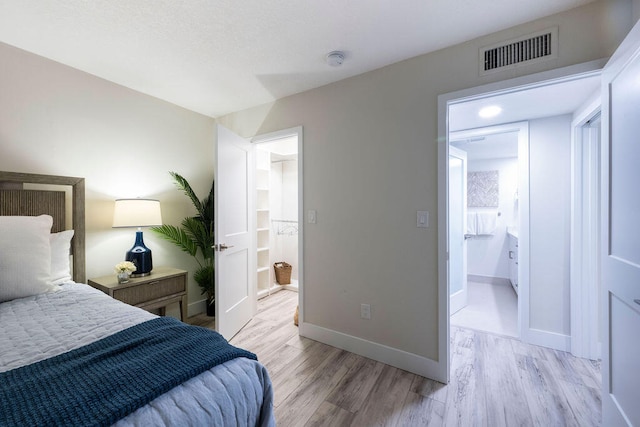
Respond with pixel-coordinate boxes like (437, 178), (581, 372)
(0, 0), (596, 118)
(449, 73), (601, 160)
(449, 74), (601, 132)
(451, 132), (520, 160)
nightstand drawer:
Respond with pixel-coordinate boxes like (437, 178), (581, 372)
(88, 267), (188, 321)
(112, 276), (185, 306)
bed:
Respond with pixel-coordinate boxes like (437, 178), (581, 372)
(0, 171), (275, 427)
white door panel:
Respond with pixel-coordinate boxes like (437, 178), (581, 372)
(449, 146), (468, 314)
(609, 295), (640, 424)
(215, 124), (255, 340)
(601, 20), (640, 427)
(221, 249), (249, 309)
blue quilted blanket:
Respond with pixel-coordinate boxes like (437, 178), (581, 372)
(0, 317), (257, 427)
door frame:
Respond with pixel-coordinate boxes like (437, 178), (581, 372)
(437, 59), (605, 382)
(252, 126), (304, 323)
(570, 96), (601, 360)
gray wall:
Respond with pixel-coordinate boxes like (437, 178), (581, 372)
(529, 115), (573, 335)
(218, 1), (630, 362)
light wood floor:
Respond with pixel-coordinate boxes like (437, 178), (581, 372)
(189, 290), (601, 426)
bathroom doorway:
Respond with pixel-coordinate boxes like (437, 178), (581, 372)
(448, 123), (528, 338)
(441, 69), (601, 358)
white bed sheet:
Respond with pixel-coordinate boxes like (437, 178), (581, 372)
(0, 283), (274, 426)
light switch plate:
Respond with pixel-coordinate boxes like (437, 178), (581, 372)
(308, 210), (317, 224)
(361, 303), (371, 319)
(417, 211), (429, 228)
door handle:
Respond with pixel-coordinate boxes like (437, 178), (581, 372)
(213, 243), (234, 252)
(509, 250), (514, 259)
(634, 299), (640, 306)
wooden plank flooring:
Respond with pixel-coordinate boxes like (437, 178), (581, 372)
(189, 290), (601, 426)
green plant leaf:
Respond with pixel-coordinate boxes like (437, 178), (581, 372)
(181, 217), (213, 259)
(150, 224), (198, 257)
(169, 171), (206, 218)
(158, 172), (216, 300)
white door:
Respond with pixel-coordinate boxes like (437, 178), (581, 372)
(215, 124), (255, 340)
(601, 21), (640, 427)
(449, 146), (468, 314)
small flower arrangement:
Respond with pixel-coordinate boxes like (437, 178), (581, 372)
(115, 261), (137, 274)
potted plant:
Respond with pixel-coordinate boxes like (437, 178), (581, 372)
(151, 172), (215, 316)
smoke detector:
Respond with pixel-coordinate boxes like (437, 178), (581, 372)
(326, 51), (345, 67)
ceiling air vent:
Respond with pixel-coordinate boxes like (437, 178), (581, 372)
(479, 27), (558, 75)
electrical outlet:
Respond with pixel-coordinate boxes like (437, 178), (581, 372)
(360, 303), (371, 320)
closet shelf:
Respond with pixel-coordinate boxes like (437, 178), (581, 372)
(256, 147), (272, 296)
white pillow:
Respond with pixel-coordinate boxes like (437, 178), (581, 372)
(0, 215), (56, 302)
(50, 229), (74, 285)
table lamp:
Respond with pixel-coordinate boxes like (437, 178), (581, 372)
(112, 198), (162, 277)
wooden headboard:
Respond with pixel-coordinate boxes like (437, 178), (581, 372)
(0, 172), (86, 283)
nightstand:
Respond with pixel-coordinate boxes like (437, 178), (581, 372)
(88, 266), (187, 321)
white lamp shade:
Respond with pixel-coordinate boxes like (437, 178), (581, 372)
(112, 199), (162, 228)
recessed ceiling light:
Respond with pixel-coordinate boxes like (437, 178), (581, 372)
(478, 106), (502, 118)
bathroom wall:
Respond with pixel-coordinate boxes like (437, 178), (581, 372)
(529, 114), (572, 336)
(467, 157), (518, 280)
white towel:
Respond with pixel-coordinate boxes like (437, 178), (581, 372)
(466, 212), (477, 236)
(477, 212), (498, 235)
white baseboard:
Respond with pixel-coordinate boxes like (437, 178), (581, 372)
(468, 274), (511, 286)
(282, 283), (299, 292)
(257, 285), (284, 300)
(257, 282), (298, 299)
(188, 299), (206, 318)
(525, 328), (571, 352)
(299, 322), (446, 383)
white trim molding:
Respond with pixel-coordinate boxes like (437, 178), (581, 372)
(299, 322), (446, 383)
(570, 95), (602, 360)
(527, 328), (571, 352)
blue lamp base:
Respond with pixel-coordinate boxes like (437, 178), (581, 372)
(125, 230), (153, 277)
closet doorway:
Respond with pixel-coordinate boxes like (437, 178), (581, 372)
(252, 127), (303, 302)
